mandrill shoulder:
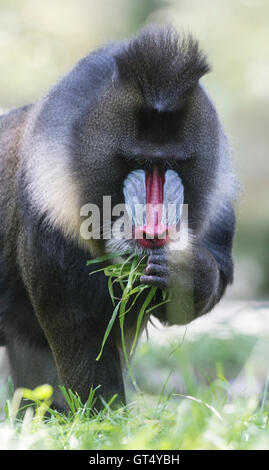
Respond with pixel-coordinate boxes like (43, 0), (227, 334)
(0, 105), (32, 199)
(0, 105), (31, 160)
(0, 105), (32, 238)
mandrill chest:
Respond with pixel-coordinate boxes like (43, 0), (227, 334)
(123, 166), (184, 249)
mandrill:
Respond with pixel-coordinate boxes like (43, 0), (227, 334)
(0, 25), (238, 409)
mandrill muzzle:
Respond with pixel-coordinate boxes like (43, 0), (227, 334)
(123, 167), (184, 249)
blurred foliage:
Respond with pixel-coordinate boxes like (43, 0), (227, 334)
(129, 331), (269, 398)
(0, 0), (162, 107)
(0, 0), (268, 296)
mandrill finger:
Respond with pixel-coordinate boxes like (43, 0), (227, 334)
(147, 254), (167, 266)
(140, 274), (167, 290)
(145, 263), (168, 276)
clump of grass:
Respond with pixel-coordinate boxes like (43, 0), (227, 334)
(87, 252), (171, 386)
(2, 374), (269, 450)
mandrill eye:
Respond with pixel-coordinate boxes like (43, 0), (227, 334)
(136, 159), (144, 166)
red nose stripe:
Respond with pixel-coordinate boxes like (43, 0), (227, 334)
(144, 166), (166, 239)
(146, 166), (165, 206)
(134, 166), (168, 246)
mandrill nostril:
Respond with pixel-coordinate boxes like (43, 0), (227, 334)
(134, 224), (169, 248)
(142, 224), (167, 240)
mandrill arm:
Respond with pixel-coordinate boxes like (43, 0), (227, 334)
(141, 205), (235, 324)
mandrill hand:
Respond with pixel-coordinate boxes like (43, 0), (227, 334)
(140, 245), (225, 324)
(140, 248), (169, 290)
(140, 246), (195, 291)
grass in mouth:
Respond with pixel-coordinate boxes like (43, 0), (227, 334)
(87, 252), (171, 388)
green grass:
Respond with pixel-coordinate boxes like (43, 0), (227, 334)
(1, 331), (269, 450)
(87, 253), (170, 387)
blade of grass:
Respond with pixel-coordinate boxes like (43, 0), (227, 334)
(260, 370), (269, 413)
(130, 286), (157, 356)
(96, 301), (122, 361)
(119, 283), (139, 392)
(108, 276), (115, 306)
(86, 251), (129, 266)
(174, 393), (224, 422)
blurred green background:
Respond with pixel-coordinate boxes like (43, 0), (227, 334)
(0, 0), (268, 298)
